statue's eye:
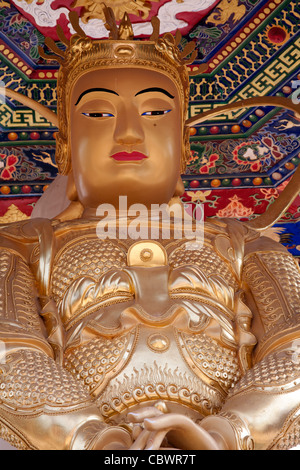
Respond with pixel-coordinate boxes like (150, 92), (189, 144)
(82, 112), (114, 117)
(142, 110), (171, 116)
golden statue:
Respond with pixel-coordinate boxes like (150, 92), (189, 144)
(0, 8), (300, 451)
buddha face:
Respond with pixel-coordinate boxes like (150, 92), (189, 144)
(70, 67), (183, 210)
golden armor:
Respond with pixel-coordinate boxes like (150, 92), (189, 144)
(0, 8), (300, 450)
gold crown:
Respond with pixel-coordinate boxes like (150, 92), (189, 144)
(39, 7), (201, 175)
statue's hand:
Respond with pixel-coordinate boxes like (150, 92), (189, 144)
(127, 407), (220, 450)
(85, 425), (133, 450)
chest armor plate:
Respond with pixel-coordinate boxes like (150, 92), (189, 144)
(50, 235), (243, 420)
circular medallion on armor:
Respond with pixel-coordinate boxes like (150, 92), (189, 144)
(147, 333), (170, 353)
(140, 248), (154, 263)
(127, 240), (168, 267)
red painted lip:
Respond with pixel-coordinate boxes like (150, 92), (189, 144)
(110, 151), (148, 161)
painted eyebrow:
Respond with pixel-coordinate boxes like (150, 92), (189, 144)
(135, 87), (175, 99)
(75, 88), (119, 106)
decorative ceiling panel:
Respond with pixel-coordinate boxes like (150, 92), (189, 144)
(9, 0), (221, 38)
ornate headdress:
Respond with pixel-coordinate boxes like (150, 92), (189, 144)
(39, 8), (201, 175)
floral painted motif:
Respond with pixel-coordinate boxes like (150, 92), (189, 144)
(0, 8), (45, 61)
(187, 147), (224, 175)
(0, 148), (54, 182)
(199, 153), (221, 174)
(0, 11), (32, 36)
(259, 188), (279, 200)
(0, 204), (29, 223)
(232, 141), (263, 172)
(0, 154), (18, 180)
(185, 190), (212, 202)
(216, 194), (254, 218)
(250, 179), (293, 212)
(231, 136), (283, 172)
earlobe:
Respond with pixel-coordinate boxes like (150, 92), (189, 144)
(66, 171), (78, 202)
(168, 176), (185, 212)
(54, 171), (84, 222)
(174, 176), (185, 197)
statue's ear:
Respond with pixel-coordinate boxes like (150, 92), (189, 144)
(0, 87), (58, 127)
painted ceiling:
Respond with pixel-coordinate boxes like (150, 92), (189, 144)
(0, 0), (299, 260)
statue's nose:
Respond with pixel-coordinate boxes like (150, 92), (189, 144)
(113, 105), (144, 145)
